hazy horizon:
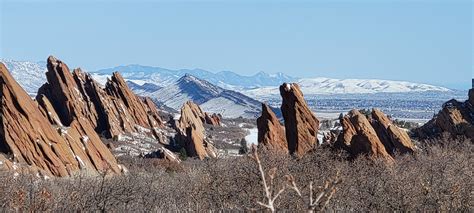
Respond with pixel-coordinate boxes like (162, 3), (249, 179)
(1, 0), (472, 89)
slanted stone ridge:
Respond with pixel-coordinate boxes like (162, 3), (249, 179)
(204, 112), (221, 126)
(0, 63), (121, 177)
(416, 90), (474, 143)
(257, 103), (288, 153)
(36, 56), (163, 139)
(371, 109), (415, 154)
(279, 83), (320, 156)
(175, 101), (217, 160)
(335, 109), (394, 161)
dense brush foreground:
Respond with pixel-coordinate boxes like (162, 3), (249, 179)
(0, 137), (471, 212)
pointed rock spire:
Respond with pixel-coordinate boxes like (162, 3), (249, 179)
(279, 83), (320, 156)
(257, 103), (287, 152)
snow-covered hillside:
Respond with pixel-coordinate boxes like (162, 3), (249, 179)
(0, 59), (47, 95)
(149, 74), (263, 118)
(243, 77), (451, 99)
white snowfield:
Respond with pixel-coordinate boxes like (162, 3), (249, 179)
(242, 77), (451, 99)
(0, 59), (47, 95)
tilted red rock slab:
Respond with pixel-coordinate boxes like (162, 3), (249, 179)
(1, 63), (121, 177)
(257, 103), (288, 153)
(176, 101), (217, 160)
(335, 110), (394, 161)
(279, 83), (319, 156)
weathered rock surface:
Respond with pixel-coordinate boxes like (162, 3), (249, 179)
(36, 56), (163, 139)
(257, 103), (288, 153)
(176, 101), (217, 159)
(416, 90), (474, 143)
(1, 63), (121, 177)
(371, 109), (415, 154)
(279, 83), (320, 156)
(204, 112), (221, 126)
(335, 110), (394, 161)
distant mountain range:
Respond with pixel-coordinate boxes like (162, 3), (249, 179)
(94, 64), (297, 89)
(1, 59), (455, 103)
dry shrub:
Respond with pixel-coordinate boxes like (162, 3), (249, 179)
(0, 137), (472, 212)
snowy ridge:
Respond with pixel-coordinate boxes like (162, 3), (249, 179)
(149, 74), (263, 118)
(0, 59), (47, 95)
(243, 77), (451, 99)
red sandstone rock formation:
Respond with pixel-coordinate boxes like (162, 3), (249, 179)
(176, 101), (217, 160)
(36, 56), (163, 139)
(257, 103), (288, 153)
(416, 89), (474, 143)
(1, 63), (121, 177)
(279, 83), (320, 156)
(335, 110), (394, 161)
(371, 109), (415, 154)
(204, 112), (221, 126)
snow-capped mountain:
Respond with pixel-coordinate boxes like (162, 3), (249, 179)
(0, 59), (47, 95)
(242, 77), (451, 99)
(94, 64), (296, 89)
(148, 74), (264, 118)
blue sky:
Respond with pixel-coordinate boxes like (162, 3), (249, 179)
(0, 0), (472, 89)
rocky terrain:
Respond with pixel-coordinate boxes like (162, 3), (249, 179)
(415, 89), (474, 142)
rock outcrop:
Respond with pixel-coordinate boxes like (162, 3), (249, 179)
(176, 101), (217, 160)
(415, 89), (474, 142)
(257, 103), (288, 153)
(371, 109), (415, 154)
(1, 63), (121, 177)
(279, 83), (320, 156)
(335, 110), (394, 161)
(36, 56), (163, 139)
(335, 109), (416, 161)
(204, 112), (221, 126)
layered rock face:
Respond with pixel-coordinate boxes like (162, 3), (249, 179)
(279, 83), (320, 156)
(335, 110), (393, 161)
(0, 63), (121, 177)
(176, 101), (217, 159)
(371, 109), (415, 154)
(257, 103), (287, 153)
(36, 56), (163, 139)
(416, 90), (474, 142)
(335, 109), (416, 161)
